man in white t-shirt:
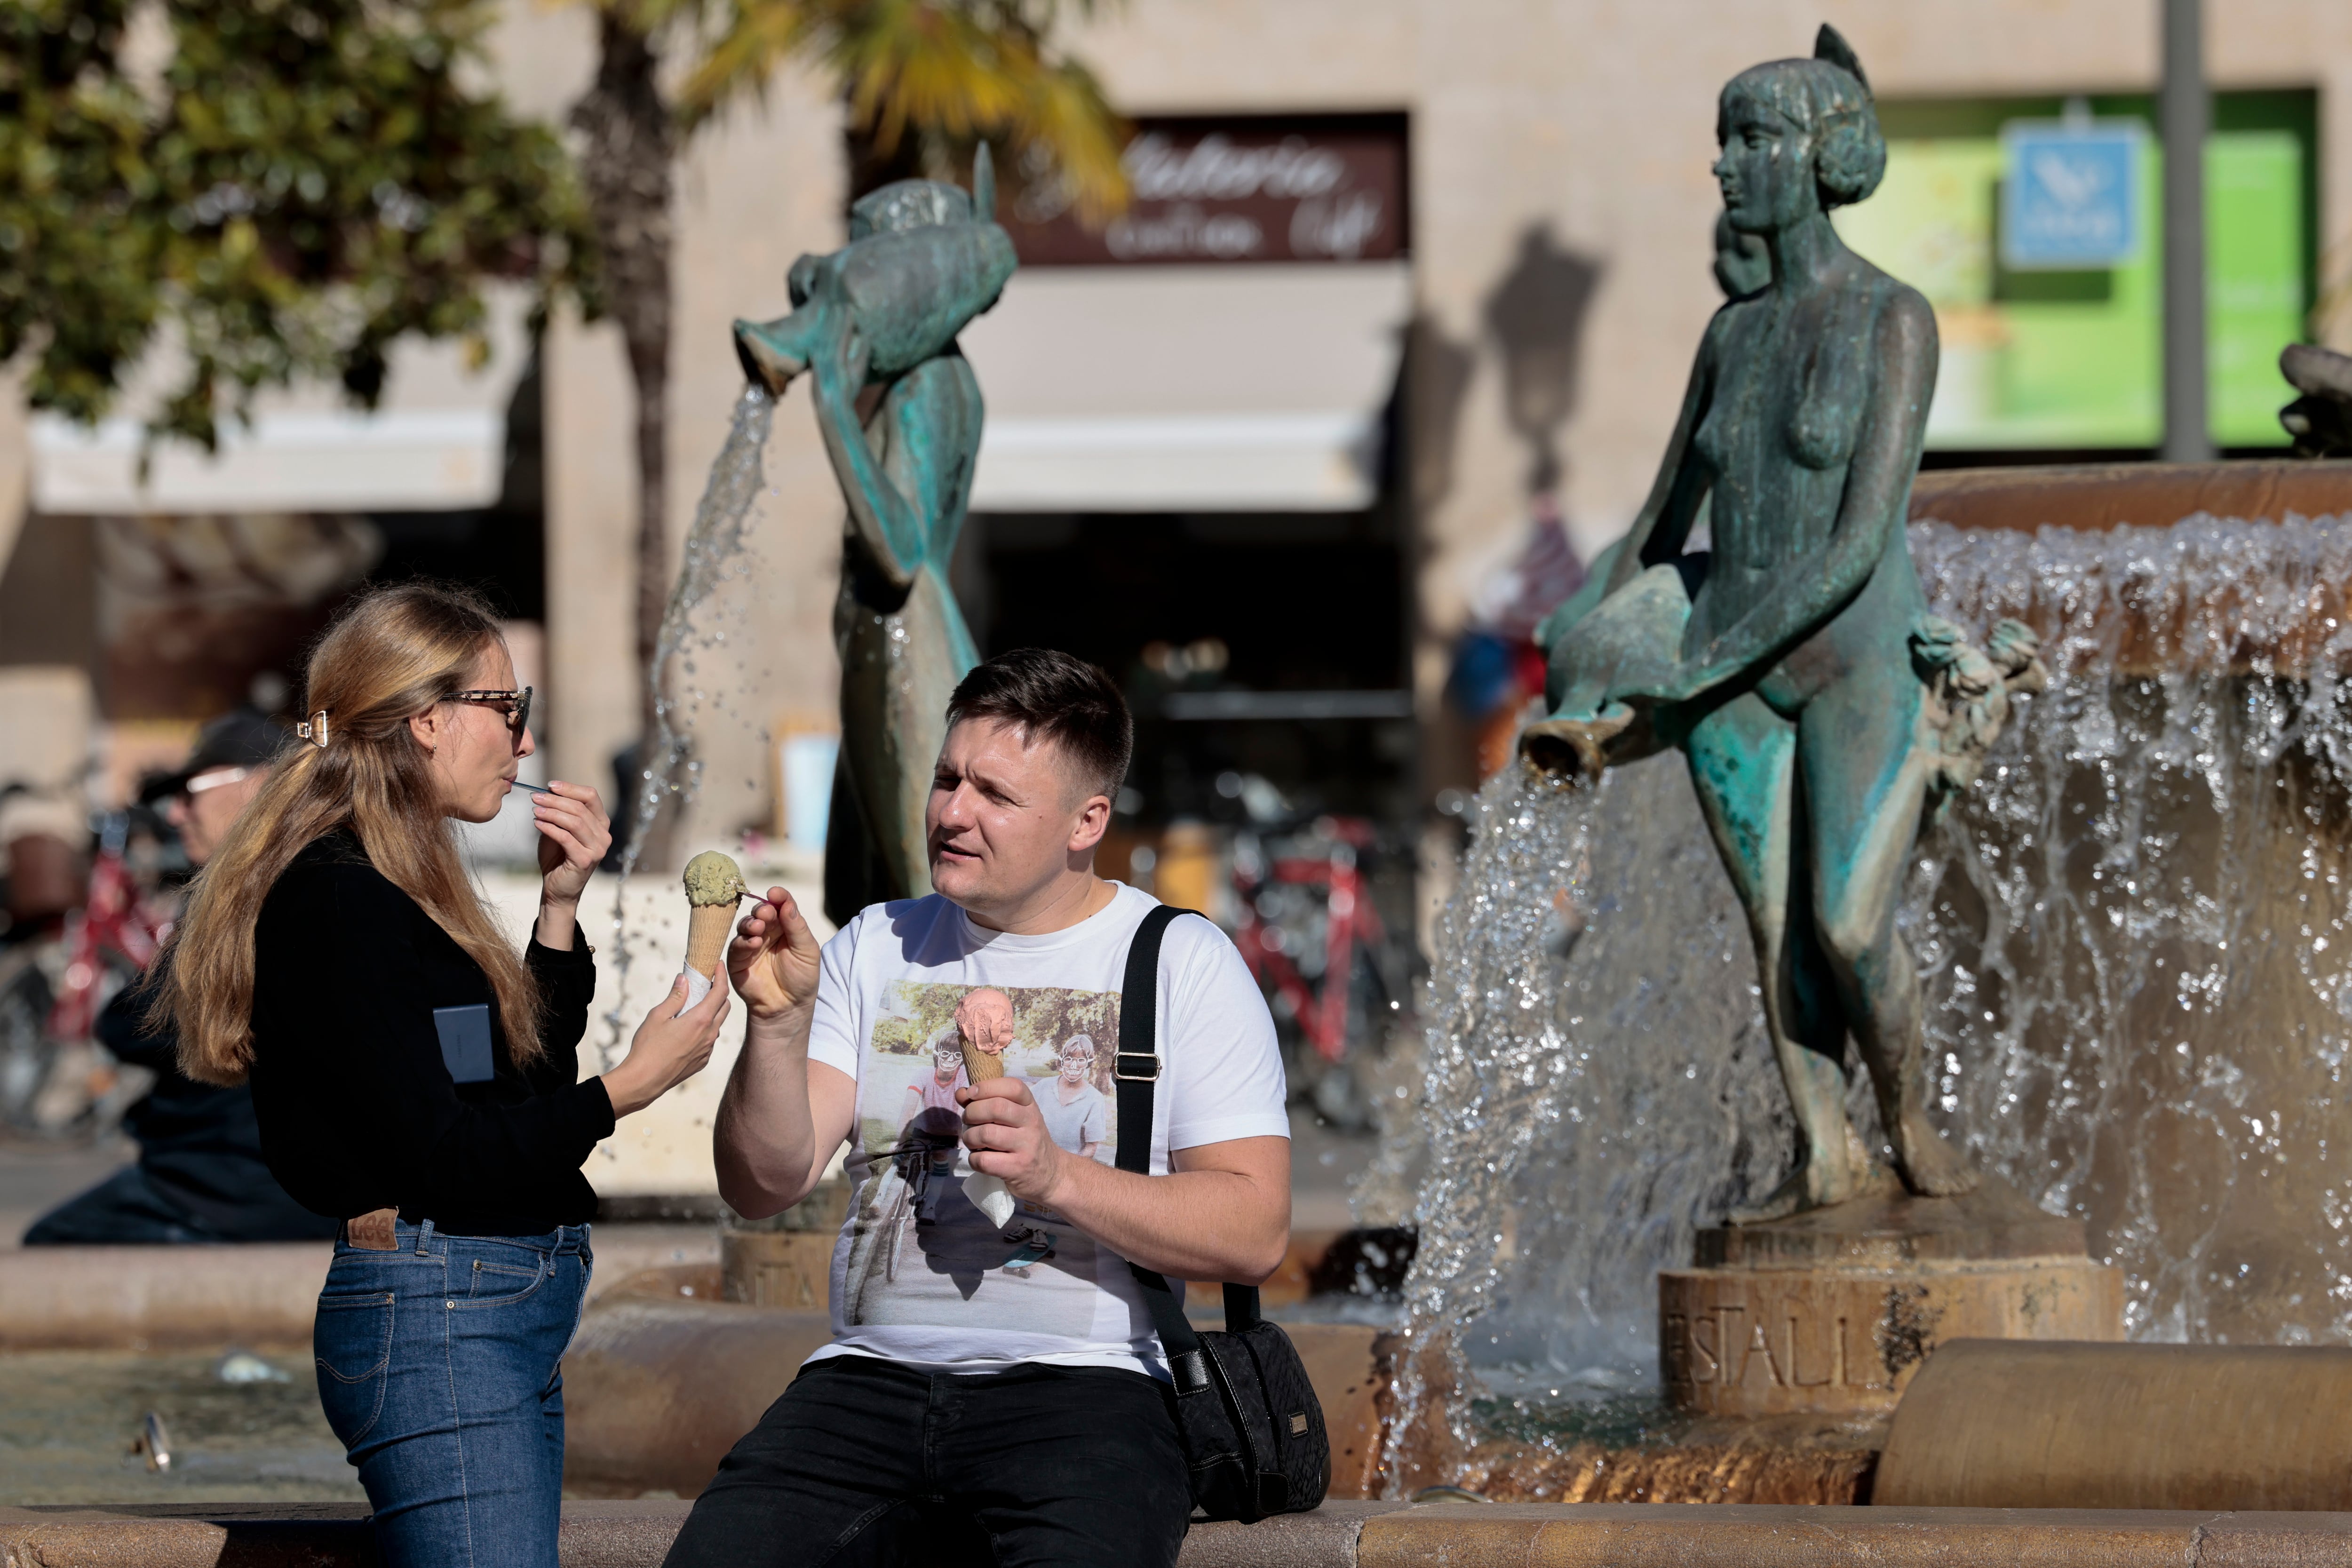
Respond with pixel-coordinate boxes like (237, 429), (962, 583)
(663, 648), (1290, 1568)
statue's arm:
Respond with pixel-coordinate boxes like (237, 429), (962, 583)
(1632, 289), (1934, 701)
(1538, 325), (1714, 654)
(809, 314), (928, 589)
(874, 355), (983, 550)
(1601, 322), (1719, 597)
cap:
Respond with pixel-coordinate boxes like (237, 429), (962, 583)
(141, 708), (293, 804)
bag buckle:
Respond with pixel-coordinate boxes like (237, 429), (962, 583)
(1114, 1051), (1161, 1082)
(1169, 1347), (1213, 1393)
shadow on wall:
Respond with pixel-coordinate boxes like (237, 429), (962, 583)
(1482, 222), (1604, 498)
(1406, 314), (1477, 526)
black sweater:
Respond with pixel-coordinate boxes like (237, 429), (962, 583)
(248, 829), (615, 1235)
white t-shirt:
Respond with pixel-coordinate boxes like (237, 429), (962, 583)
(1032, 1076), (1109, 1154)
(804, 883), (1287, 1380)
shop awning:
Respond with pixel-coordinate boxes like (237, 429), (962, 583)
(28, 295), (528, 516)
(958, 262), (1411, 513)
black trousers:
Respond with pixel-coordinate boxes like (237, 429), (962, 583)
(663, 1354), (1192, 1568)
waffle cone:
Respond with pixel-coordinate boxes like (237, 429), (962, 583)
(960, 1042), (1006, 1084)
(684, 902), (735, 979)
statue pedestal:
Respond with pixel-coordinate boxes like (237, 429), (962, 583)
(1658, 1182), (2123, 1418)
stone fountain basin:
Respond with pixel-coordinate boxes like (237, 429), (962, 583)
(1877, 1338), (2352, 1510)
(0, 1226), (720, 1350)
(1909, 460), (2352, 675)
(1910, 460), (2352, 536)
(10, 1500), (2352, 1565)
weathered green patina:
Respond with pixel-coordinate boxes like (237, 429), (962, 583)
(1525, 29), (2043, 1220)
(734, 150), (1015, 925)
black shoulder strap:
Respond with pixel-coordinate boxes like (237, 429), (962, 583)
(1112, 904), (1184, 1170)
(1116, 906), (1261, 1392)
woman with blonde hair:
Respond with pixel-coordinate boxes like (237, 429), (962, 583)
(159, 581), (730, 1567)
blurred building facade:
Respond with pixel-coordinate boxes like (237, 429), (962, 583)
(2, 0), (2348, 854)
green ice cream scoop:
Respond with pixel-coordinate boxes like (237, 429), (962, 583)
(683, 851), (750, 907)
(682, 852), (750, 981)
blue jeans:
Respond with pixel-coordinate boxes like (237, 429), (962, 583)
(313, 1219), (592, 1568)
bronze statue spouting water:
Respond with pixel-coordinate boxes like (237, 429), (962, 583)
(1524, 27), (2043, 1221)
(734, 149), (1014, 925)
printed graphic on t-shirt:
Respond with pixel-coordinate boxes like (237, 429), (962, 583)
(839, 980), (1123, 1332)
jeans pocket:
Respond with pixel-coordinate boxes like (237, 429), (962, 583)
(313, 1289), (395, 1448)
(455, 1239), (551, 1307)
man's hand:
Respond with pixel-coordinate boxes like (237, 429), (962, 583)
(959, 1078), (1067, 1207)
(728, 886), (821, 1020)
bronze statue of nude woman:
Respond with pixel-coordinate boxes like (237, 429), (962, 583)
(1525, 27), (2042, 1221)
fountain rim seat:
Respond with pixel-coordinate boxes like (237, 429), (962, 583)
(1909, 459), (2352, 534)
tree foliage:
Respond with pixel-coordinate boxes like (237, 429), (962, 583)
(0, 0), (596, 452)
(678, 0), (1127, 222)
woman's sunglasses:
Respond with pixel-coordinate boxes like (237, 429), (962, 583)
(453, 686), (533, 739)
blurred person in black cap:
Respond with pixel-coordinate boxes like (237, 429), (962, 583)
(24, 708), (338, 1244)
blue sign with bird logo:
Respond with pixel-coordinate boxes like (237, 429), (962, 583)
(2000, 120), (2144, 271)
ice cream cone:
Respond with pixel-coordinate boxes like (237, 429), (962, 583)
(952, 986), (1014, 1087)
(960, 1040), (1006, 1084)
(685, 904), (735, 979)
(682, 851), (749, 980)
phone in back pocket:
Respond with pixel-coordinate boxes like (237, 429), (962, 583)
(433, 1003), (496, 1084)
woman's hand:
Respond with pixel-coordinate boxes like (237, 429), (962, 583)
(728, 887), (822, 1022)
(602, 974), (730, 1117)
(531, 783), (610, 951)
(533, 783), (611, 904)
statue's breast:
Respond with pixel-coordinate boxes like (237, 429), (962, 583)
(1692, 393), (1737, 480)
(1782, 296), (1874, 471)
(1700, 288), (1880, 485)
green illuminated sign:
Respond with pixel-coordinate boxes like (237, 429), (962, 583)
(1834, 92), (2312, 450)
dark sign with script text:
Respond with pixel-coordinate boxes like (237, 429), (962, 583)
(1004, 114), (1408, 267)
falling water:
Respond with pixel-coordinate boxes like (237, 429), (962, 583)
(1385, 510), (2352, 1479)
(1911, 513), (2352, 1346)
(596, 384), (775, 1066)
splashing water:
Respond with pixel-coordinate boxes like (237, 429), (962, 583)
(597, 384), (775, 1066)
(1912, 513), (2352, 1346)
(1385, 511), (2352, 1478)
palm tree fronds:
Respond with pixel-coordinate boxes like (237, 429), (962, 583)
(677, 0), (1128, 216)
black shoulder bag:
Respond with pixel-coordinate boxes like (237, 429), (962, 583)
(1115, 904), (1330, 1523)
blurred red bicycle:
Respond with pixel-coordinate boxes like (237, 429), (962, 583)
(47, 812), (172, 1043)
(0, 807), (175, 1130)
(1231, 816), (1391, 1065)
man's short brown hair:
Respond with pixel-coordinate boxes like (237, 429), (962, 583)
(945, 648), (1132, 802)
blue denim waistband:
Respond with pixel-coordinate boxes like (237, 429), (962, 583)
(347, 1218), (591, 1258)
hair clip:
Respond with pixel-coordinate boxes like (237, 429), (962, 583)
(296, 710), (331, 748)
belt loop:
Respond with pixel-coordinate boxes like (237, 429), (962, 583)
(415, 1218), (434, 1257)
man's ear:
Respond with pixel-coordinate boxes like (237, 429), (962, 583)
(1067, 791), (1112, 855)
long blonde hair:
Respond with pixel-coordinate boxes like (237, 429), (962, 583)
(162, 583), (543, 1086)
